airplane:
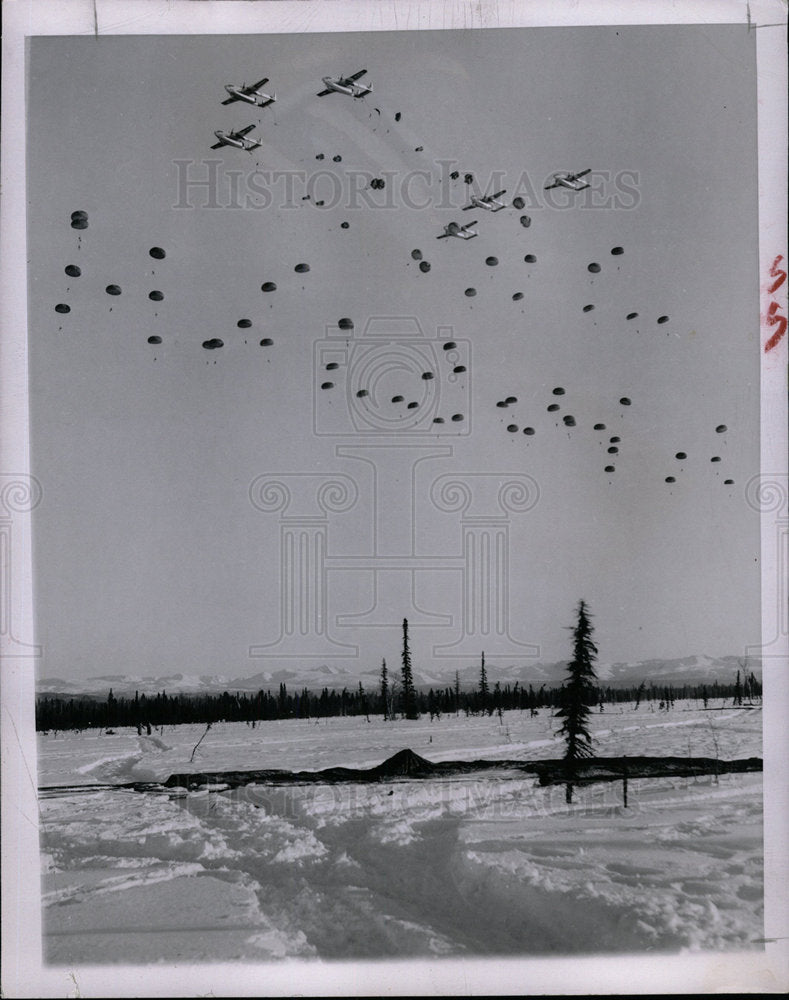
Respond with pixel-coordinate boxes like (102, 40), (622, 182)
(210, 124), (262, 152)
(317, 69), (373, 98)
(222, 78), (276, 108)
(462, 189), (507, 212)
(544, 169), (592, 191)
(436, 221), (478, 240)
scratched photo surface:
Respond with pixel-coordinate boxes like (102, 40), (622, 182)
(28, 26), (764, 965)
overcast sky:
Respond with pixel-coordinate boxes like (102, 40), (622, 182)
(27, 25), (761, 681)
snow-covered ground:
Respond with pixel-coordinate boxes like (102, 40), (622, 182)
(37, 701), (763, 964)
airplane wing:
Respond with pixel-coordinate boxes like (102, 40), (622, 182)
(247, 77), (269, 92)
(461, 203), (475, 211)
(544, 180), (560, 190)
(465, 221), (478, 229)
(316, 88), (333, 97)
(237, 124), (256, 137)
(348, 68), (368, 81)
(491, 190), (506, 199)
(221, 97), (236, 105)
(570, 169), (591, 180)
(210, 141), (225, 149)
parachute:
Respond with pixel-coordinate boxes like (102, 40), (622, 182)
(604, 466), (615, 473)
(395, 112), (401, 122)
(149, 247), (166, 260)
(523, 427), (535, 435)
(326, 362), (339, 371)
(419, 261), (431, 273)
(294, 263), (310, 273)
(505, 397), (517, 405)
(71, 211), (88, 231)
(512, 292), (524, 301)
(260, 337), (274, 346)
(411, 250), (423, 261)
(724, 479), (734, 485)
(520, 216), (532, 228)
(202, 338), (223, 350)
(485, 256), (498, 267)
(450, 171), (459, 180)
(392, 395), (404, 403)
(433, 417), (444, 424)
(496, 401), (508, 408)
(341, 222), (350, 229)
(588, 262), (601, 273)
(611, 247), (624, 256)
(552, 387), (565, 395)
(507, 424), (518, 433)
(338, 318), (354, 331)
(626, 312), (638, 320)
(675, 452), (687, 460)
(619, 397), (631, 406)
(665, 476), (676, 483)
(148, 336), (162, 345)
(715, 424), (727, 433)
(105, 284), (122, 295)
(657, 315), (669, 324)
(415, 147), (424, 152)
(464, 174), (473, 184)
(55, 303), (70, 314)
(512, 197), (525, 210)
(333, 155), (342, 163)
(583, 304), (595, 312)
(610, 436), (620, 443)
(421, 371), (434, 380)
(524, 254), (536, 263)
(321, 382), (334, 390)
(442, 341), (456, 350)
(64, 265), (81, 278)
(594, 423), (606, 431)
(407, 401), (419, 409)
(453, 365), (466, 374)
(237, 319), (252, 328)
(148, 290), (164, 301)
(261, 282), (277, 292)
(464, 287), (476, 297)
(607, 446), (618, 454)
(451, 413), (464, 422)
(71, 210), (88, 220)
(547, 403), (560, 412)
(356, 389), (369, 398)
(711, 456), (721, 462)
(563, 415), (576, 426)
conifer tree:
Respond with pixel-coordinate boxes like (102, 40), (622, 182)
(380, 658), (389, 720)
(555, 599), (598, 803)
(401, 618), (418, 720)
(479, 651), (489, 714)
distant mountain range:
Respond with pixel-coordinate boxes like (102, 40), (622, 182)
(37, 654), (757, 699)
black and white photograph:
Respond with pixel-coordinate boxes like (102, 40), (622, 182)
(2, 1), (787, 995)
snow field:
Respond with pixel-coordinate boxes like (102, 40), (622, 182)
(37, 702), (763, 962)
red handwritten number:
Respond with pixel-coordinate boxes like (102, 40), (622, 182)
(768, 254), (787, 295)
(764, 301), (787, 353)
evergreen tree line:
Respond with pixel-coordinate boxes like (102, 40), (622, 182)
(35, 673), (760, 734)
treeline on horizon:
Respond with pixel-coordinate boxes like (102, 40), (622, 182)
(36, 674), (761, 733)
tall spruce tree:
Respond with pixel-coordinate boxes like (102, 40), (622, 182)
(380, 658), (389, 721)
(479, 651), (489, 715)
(401, 618), (418, 720)
(555, 599), (598, 803)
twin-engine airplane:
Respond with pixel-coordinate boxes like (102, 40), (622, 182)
(317, 69), (373, 98)
(463, 189), (507, 212)
(544, 169), (592, 191)
(211, 124), (262, 152)
(436, 221), (479, 240)
(222, 78), (276, 108)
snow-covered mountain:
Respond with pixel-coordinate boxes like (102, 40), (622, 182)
(37, 654), (757, 698)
